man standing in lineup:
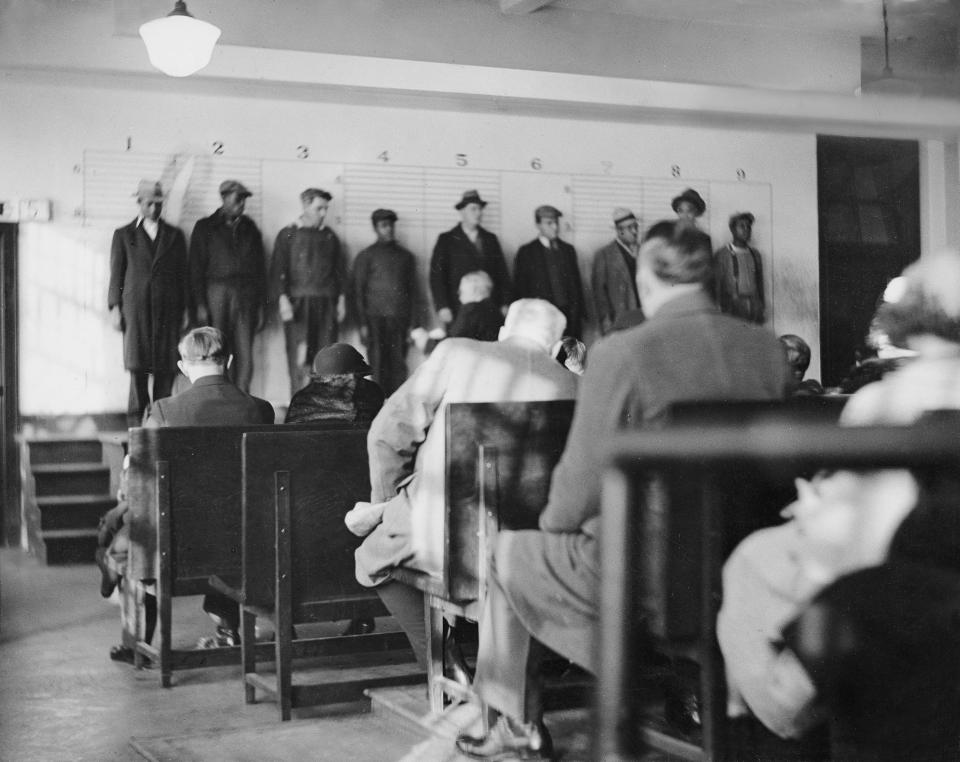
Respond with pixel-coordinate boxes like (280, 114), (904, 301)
(188, 179), (267, 393)
(429, 190), (511, 328)
(351, 208), (417, 396)
(513, 205), (586, 339)
(671, 187), (707, 230)
(271, 188), (347, 396)
(715, 212), (766, 324)
(108, 180), (189, 427)
(591, 207), (642, 335)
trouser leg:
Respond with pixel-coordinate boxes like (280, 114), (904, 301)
(365, 318), (385, 391)
(382, 318), (408, 395)
(231, 299), (255, 393)
(128, 371), (150, 428)
(473, 565), (544, 723)
(203, 591), (240, 632)
(283, 313), (308, 397)
(376, 579), (427, 670)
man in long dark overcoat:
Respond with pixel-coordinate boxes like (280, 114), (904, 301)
(513, 205), (586, 339)
(108, 180), (189, 427)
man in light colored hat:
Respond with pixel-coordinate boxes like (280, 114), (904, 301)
(270, 188), (346, 395)
(513, 205), (586, 339)
(351, 208), (418, 395)
(188, 179), (267, 392)
(429, 190), (510, 327)
(108, 179), (189, 427)
(591, 207), (642, 335)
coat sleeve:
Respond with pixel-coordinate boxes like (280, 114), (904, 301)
(591, 248), (611, 330)
(332, 233), (346, 299)
(172, 227), (189, 320)
(488, 234), (512, 307)
(351, 248), (370, 327)
(270, 228), (291, 301)
(753, 247), (766, 322)
(366, 339), (453, 503)
(188, 220), (209, 315)
(429, 234), (451, 313)
(512, 245), (531, 299)
(539, 337), (633, 533)
(252, 223), (267, 306)
(108, 228), (126, 311)
(567, 243), (587, 323)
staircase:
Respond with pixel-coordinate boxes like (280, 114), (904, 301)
(22, 438), (119, 565)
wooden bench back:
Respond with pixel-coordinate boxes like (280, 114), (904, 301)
(444, 400), (575, 602)
(126, 423), (361, 595)
(597, 417), (960, 759)
(242, 428), (383, 621)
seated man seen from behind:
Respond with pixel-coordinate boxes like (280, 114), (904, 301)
(144, 326), (274, 647)
(455, 221), (791, 760)
(447, 270), (505, 342)
(345, 298), (579, 678)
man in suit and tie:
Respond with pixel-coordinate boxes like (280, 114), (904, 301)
(591, 207), (642, 335)
(513, 205), (586, 339)
(108, 180), (189, 427)
(429, 190), (511, 328)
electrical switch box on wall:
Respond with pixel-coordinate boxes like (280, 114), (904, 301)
(19, 199), (52, 222)
(0, 201), (19, 222)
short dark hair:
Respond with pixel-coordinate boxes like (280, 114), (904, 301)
(640, 220), (713, 286)
(728, 212), (755, 233)
(780, 334), (811, 375)
(300, 188), (332, 205)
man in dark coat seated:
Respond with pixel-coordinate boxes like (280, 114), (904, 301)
(456, 221), (791, 760)
(144, 326), (274, 646)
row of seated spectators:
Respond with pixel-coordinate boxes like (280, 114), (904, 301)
(101, 219), (960, 760)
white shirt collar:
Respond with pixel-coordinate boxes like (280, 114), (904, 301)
(539, 235), (555, 248)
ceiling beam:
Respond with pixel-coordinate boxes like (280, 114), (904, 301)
(499, 0), (554, 15)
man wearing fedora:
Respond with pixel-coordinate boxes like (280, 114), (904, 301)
(591, 207), (642, 335)
(429, 190), (510, 327)
(672, 187), (707, 230)
(108, 180), (189, 427)
(189, 179), (267, 393)
(513, 205), (586, 339)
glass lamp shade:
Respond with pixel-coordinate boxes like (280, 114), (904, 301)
(139, 4), (221, 78)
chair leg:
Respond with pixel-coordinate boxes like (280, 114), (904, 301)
(241, 608), (256, 704)
(426, 599), (445, 714)
(276, 613), (292, 721)
(132, 581), (144, 670)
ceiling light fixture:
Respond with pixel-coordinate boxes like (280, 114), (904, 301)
(860, 0), (922, 96)
(139, 1), (221, 78)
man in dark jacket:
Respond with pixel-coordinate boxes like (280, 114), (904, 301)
(189, 179), (267, 393)
(429, 190), (510, 327)
(457, 221), (791, 760)
(144, 327), (273, 646)
(351, 208), (416, 395)
(513, 205), (586, 339)
(272, 188), (347, 395)
(108, 180), (189, 428)
(592, 207), (642, 335)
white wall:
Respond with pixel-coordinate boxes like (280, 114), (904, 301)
(2, 78), (820, 414)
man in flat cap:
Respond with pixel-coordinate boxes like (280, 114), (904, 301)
(429, 190), (511, 328)
(189, 179), (267, 392)
(672, 187), (707, 230)
(108, 180), (189, 427)
(351, 208), (418, 395)
(715, 212), (765, 324)
(591, 207), (642, 335)
(271, 187), (346, 395)
(513, 205), (586, 339)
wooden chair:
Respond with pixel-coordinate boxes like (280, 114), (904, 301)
(126, 422), (362, 687)
(595, 417), (960, 761)
(238, 428), (423, 720)
(391, 400), (576, 713)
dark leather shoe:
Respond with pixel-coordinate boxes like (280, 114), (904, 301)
(341, 617), (376, 636)
(456, 716), (553, 760)
(443, 637), (474, 688)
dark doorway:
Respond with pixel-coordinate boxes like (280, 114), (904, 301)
(0, 223), (19, 546)
(817, 136), (920, 386)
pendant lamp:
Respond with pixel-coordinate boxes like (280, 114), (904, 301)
(139, 1), (221, 78)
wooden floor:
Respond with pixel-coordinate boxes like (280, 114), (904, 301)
(0, 548), (596, 761)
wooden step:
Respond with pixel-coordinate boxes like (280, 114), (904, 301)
(27, 438), (103, 466)
(41, 528), (99, 565)
(36, 494), (116, 530)
(31, 463), (110, 497)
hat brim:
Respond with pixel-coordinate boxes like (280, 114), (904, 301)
(455, 199), (487, 210)
(671, 197), (705, 216)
